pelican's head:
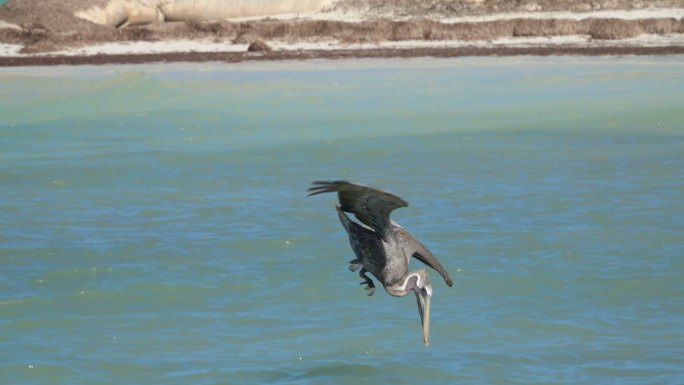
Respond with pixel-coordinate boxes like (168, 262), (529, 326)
(406, 270), (432, 346)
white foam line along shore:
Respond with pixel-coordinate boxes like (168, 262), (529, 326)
(2, 34), (683, 58)
(226, 8), (684, 22)
(422, 8), (684, 23)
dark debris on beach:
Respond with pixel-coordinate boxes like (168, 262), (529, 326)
(3, 45), (684, 67)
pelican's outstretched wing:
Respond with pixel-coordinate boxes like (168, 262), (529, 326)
(307, 180), (408, 233)
(393, 226), (454, 287)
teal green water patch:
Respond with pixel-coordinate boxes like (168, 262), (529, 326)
(1, 57), (683, 384)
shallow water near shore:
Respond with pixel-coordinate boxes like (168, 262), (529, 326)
(1, 57), (683, 384)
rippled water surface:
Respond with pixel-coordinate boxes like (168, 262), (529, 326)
(1, 57), (683, 384)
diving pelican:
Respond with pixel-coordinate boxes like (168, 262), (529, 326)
(308, 180), (453, 346)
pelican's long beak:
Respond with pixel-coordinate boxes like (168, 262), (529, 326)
(416, 291), (431, 346)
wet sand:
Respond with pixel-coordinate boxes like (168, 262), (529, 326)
(1, 45), (684, 67)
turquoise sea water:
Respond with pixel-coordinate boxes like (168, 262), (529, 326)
(1, 57), (683, 384)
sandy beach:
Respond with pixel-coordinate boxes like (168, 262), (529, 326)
(1, 0), (684, 66)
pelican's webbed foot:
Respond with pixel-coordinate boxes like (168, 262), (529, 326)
(348, 259), (362, 272)
(358, 268), (375, 296)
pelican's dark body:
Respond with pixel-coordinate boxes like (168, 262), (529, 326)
(337, 206), (452, 294)
(308, 180), (453, 345)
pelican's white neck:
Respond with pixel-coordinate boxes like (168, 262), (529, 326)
(385, 271), (430, 297)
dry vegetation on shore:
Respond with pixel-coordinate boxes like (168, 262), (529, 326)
(1, 0), (684, 58)
(2, 16), (683, 54)
(334, 0), (684, 15)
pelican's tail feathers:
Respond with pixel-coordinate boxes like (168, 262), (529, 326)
(306, 180), (349, 197)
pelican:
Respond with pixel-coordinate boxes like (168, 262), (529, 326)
(308, 180), (453, 346)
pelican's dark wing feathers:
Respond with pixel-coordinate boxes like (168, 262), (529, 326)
(307, 180), (408, 233)
(395, 227), (454, 287)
